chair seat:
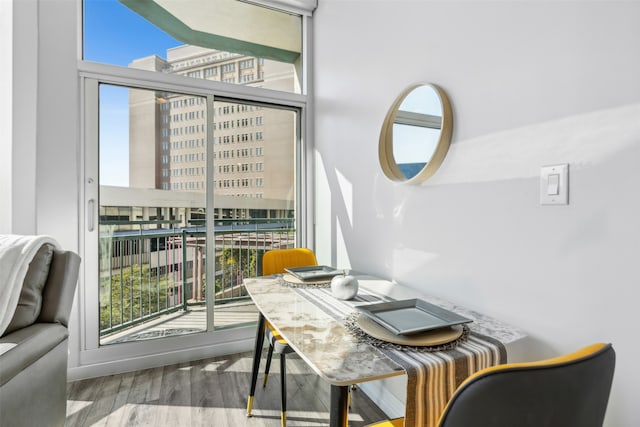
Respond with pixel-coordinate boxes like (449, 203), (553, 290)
(368, 418), (403, 427)
(266, 324), (294, 354)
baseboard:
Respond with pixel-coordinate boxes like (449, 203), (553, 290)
(67, 336), (255, 381)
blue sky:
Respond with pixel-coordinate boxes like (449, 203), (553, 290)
(84, 0), (179, 66)
(85, 0), (180, 187)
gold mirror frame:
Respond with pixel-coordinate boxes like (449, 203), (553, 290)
(379, 83), (453, 184)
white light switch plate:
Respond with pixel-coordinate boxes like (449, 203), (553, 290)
(540, 164), (569, 205)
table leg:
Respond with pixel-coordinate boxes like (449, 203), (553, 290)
(330, 384), (349, 427)
(247, 313), (266, 416)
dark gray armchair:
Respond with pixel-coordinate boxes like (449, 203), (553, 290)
(0, 244), (81, 427)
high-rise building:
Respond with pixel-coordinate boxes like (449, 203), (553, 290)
(128, 45), (296, 210)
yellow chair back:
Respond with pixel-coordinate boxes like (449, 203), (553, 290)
(262, 248), (317, 276)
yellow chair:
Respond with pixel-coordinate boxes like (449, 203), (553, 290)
(369, 342), (616, 427)
(247, 248), (317, 426)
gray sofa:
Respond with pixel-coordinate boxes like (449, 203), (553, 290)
(0, 244), (81, 427)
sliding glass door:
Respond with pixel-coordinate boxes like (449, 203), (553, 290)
(84, 79), (300, 349)
(95, 84), (211, 345)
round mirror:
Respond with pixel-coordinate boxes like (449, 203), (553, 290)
(379, 83), (453, 184)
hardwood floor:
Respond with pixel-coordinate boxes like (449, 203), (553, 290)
(65, 351), (388, 426)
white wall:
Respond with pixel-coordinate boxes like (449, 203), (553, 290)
(1, 0), (78, 246)
(0, 1), (14, 233)
(313, 1), (640, 426)
(36, 0), (80, 252)
(1, 0), (39, 234)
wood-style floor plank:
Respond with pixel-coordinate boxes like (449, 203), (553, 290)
(66, 351), (388, 427)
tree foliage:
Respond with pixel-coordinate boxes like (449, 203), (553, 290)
(99, 263), (173, 331)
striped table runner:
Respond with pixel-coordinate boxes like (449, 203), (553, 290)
(296, 286), (507, 427)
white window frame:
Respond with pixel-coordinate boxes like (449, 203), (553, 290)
(76, 10), (314, 377)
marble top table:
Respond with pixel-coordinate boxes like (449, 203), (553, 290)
(244, 273), (525, 427)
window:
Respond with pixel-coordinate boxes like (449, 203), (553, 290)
(81, 0), (311, 371)
(240, 59), (254, 69)
(221, 63), (236, 73)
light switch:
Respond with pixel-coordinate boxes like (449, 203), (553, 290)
(540, 164), (569, 205)
(547, 174), (560, 195)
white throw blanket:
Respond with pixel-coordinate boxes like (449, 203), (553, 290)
(0, 234), (60, 337)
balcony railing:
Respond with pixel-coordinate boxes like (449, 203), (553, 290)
(99, 218), (295, 337)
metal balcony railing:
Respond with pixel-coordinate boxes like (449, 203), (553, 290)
(98, 218), (295, 336)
